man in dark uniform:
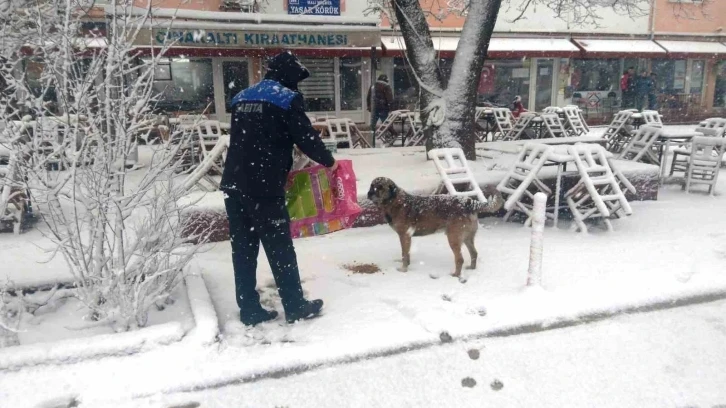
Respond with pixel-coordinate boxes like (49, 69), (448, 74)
(221, 51), (337, 326)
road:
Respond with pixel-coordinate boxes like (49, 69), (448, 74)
(104, 299), (726, 408)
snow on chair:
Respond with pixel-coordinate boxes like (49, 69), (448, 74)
(541, 113), (567, 138)
(324, 118), (354, 148)
(641, 110), (663, 128)
(181, 136), (230, 193)
(403, 112), (426, 147)
(195, 120), (225, 174)
(565, 144), (632, 233)
(682, 136), (726, 195)
(603, 110), (634, 153)
(502, 112), (536, 141)
(496, 143), (553, 224)
(347, 120), (372, 148)
(428, 148), (487, 203)
(694, 117), (726, 140)
(375, 110), (406, 146)
(563, 106), (590, 136)
(492, 108), (514, 141)
(617, 126), (661, 165)
(670, 118), (726, 176)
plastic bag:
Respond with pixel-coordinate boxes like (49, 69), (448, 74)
(285, 160), (362, 238)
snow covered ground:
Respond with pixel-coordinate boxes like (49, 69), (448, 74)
(124, 299), (726, 408)
(1, 124), (725, 407)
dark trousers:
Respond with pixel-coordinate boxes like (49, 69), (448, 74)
(635, 93), (648, 112)
(223, 190), (305, 315)
(622, 91), (634, 109)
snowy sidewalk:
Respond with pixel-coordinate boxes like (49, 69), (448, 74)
(124, 299), (726, 408)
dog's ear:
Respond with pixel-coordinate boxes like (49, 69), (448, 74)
(388, 184), (398, 200)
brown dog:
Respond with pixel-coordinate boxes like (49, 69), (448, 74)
(367, 177), (503, 278)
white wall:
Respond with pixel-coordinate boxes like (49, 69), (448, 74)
(494, 5), (651, 35)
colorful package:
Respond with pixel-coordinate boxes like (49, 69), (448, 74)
(285, 160), (362, 238)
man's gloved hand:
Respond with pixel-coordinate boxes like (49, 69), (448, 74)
(330, 160), (339, 173)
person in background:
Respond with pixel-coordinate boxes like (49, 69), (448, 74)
(635, 70), (650, 112)
(511, 95), (526, 118)
(620, 67), (635, 109)
(647, 73), (658, 110)
(220, 51), (337, 326)
(367, 74), (394, 130)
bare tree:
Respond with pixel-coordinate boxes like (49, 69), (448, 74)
(0, 0), (214, 331)
(368, 0), (655, 159)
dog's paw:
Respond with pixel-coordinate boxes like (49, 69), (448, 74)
(397, 266), (409, 273)
(466, 264), (477, 270)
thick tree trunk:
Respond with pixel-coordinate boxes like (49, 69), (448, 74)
(391, 0), (444, 154)
(437, 0), (502, 160)
(391, 0), (502, 160)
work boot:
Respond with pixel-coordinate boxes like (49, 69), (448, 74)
(240, 308), (278, 326)
(285, 299), (324, 323)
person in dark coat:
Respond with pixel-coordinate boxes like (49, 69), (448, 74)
(367, 74), (394, 129)
(221, 51), (337, 326)
(647, 73), (658, 110)
(635, 70), (650, 111)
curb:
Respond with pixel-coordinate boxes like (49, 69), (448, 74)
(184, 274), (220, 346)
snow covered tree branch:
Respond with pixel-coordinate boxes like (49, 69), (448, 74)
(0, 0), (215, 331)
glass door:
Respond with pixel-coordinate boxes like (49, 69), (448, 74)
(535, 59), (554, 111)
(213, 58), (250, 123)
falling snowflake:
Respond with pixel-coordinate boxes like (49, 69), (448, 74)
(228, 81), (235, 89)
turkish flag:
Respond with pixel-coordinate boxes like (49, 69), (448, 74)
(478, 66), (495, 94)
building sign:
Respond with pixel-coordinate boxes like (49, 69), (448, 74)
(135, 28), (380, 49)
(288, 0), (341, 16)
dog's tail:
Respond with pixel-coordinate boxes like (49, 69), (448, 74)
(468, 192), (504, 214)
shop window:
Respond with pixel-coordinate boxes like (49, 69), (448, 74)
(298, 57), (334, 112)
(149, 58), (215, 114)
(690, 60), (705, 95)
(571, 59), (620, 93)
(715, 61), (726, 108)
(393, 57), (419, 111)
(392, 57), (452, 111)
(340, 57), (362, 111)
(477, 59), (530, 108)
(652, 59), (687, 94)
(222, 61), (249, 113)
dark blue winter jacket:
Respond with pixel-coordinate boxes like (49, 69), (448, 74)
(220, 52), (335, 197)
(635, 76), (651, 95)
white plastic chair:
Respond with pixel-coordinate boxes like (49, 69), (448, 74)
(541, 113), (567, 138)
(603, 110), (634, 153)
(492, 108), (514, 141)
(325, 119), (354, 148)
(682, 136), (726, 195)
(563, 106), (590, 136)
(617, 126), (661, 165)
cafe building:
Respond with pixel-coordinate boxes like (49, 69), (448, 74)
(124, 4), (381, 124)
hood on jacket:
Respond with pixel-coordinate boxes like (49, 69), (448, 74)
(264, 51), (310, 91)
